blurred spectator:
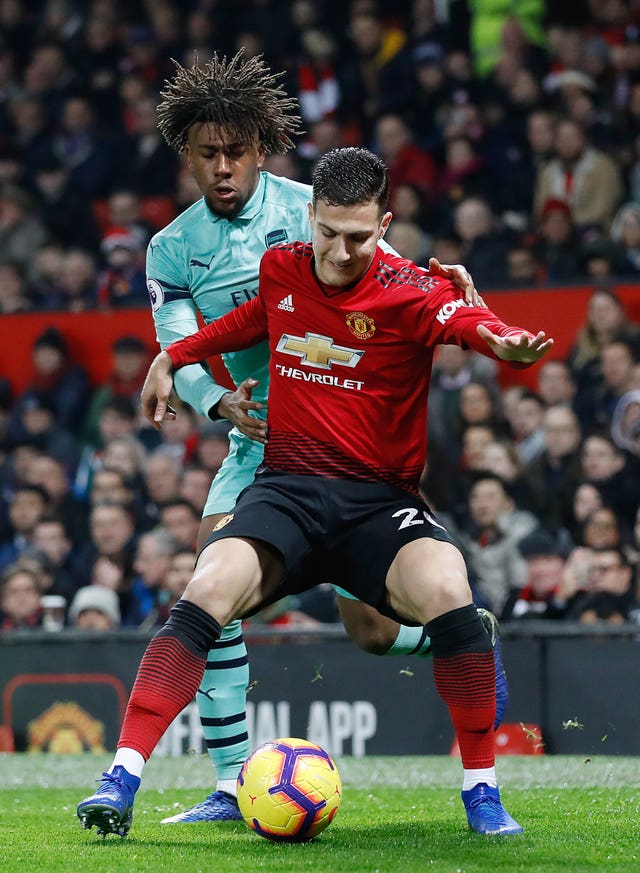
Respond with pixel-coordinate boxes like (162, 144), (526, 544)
(83, 335), (149, 445)
(23, 451), (87, 543)
(30, 154), (101, 253)
(155, 403), (199, 464)
(579, 506), (625, 551)
(12, 326), (90, 432)
(502, 528), (569, 621)
(0, 483), (48, 571)
(510, 389), (546, 464)
(99, 434), (148, 492)
(384, 219), (430, 264)
(609, 202), (640, 275)
(579, 236), (626, 281)
(73, 501), (136, 587)
(144, 448), (183, 508)
(56, 249), (99, 311)
(0, 184), (48, 279)
(446, 472), (535, 615)
(389, 182), (431, 227)
(533, 197), (583, 283)
(180, 463), (212, 515)
(50, 95), (123, 199)
(562, 546), (637, 624)
(96, 226), (147, 308)
(0, 562), (42, 630)
(533, 119), (624, 234)
(504, 244), (545, 287)
(453, 196), (512, 288)
(523, 405), (583, 529)
(373, 113), (435, 203)
(589, 339), (638, 433)
(104, 189), (156, 249)
(7, 96), (50, 173)
(0, 258), (32, 312)
(611, 389), (640, 457)
(536, 358), (577, 410)
(469, 2), (546, 78)
(481, 438), (537, 512)
(580, 433), (640, 527)
(153, 547), (197, 625)
(131, 528), (177, 624)
(123, 96), (179, 198)
(31, 514), (82, 601)
(88, 465), (135, 510)
(459, 380), (505, 440)
(340, 9), (407, 137)
(31, 243), (65, 309)
(6, 392), (78, 468)
(568, 288), (640, 429)
(193, 420), (232, 478)
(435, 134), (492, 218)
(157, 498), (200, 551)
(295, 27), (341, 125)
(74, 396), (139, 498)
(68, 584), (121, 631)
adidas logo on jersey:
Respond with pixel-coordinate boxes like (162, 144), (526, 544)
(278, 294), (295, 312)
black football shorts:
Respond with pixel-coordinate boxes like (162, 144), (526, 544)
(202, 467), (460, 622)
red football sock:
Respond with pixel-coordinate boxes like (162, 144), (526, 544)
(118, 634), (208, 759)
(427, 605), (496, 769)
(118, 600), (222, 760)
(433, 650), (496, 768)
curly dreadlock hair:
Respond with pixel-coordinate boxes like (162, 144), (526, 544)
(157, 50), (302, 155)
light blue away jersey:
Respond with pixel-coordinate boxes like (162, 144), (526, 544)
(146, 172), (312, 418)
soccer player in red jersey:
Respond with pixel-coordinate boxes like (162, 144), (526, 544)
(78, 147), (553, 837)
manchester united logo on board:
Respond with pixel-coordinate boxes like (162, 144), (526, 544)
(27, 702), (105, 753)
(346, 311), (375, 340)
(214, 514), (234, 531)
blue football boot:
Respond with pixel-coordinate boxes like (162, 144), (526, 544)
(462, 783), (523, 835)
(77, 766), (140, 838)
(477, 607), (508, 730)
(160, 790), (242, 823)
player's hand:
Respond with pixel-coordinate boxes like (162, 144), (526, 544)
(217, 378), (268, 444)
(476, 324), (554, 363)
(428, 257), (486, 308)
(141, 350), (177, 430)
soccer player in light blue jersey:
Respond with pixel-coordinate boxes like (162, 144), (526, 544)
(103, 51), (507, 827)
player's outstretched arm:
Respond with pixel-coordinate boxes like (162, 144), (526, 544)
(476, 324), (554, 363)
(428, 257), (486, 308)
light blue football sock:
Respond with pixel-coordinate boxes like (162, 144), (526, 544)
(384, 623), (432, 658)
(197, 619), (250, 783)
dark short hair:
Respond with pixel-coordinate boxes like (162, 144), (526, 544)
(312, 148), (389, 214)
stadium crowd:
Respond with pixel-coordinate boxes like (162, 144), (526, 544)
(1, 0), (640, 631)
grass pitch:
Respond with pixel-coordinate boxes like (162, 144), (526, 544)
(2, 754), (639, 873)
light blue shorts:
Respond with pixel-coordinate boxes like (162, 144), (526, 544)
(202, 428), (265, 516)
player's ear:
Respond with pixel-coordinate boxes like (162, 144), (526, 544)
(307, 202), (315, 224)
(256, 142), (266, 169)
(379, 211), (392, 238)
(184, 143), (192, 170)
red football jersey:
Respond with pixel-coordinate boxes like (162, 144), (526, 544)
(168, 243), (533, 493)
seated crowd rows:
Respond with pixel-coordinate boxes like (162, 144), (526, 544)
(3, 2), (640, 311)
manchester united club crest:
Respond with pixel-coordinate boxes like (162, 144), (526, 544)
(345, 311), (376, 340)
(213, 514), (234, 531)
